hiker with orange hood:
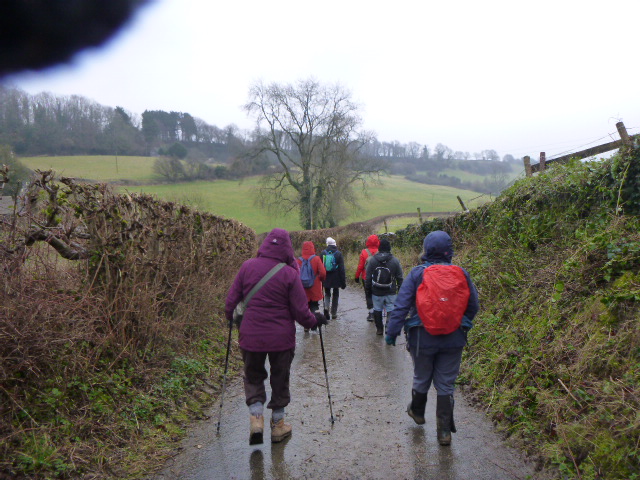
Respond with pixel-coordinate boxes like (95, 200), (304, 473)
(354, 234), (380, 322)
(296, 241), (327, 315)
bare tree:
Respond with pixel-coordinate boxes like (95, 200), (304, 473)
(481, 149), (500, 161)
(245, 78), (384, 229)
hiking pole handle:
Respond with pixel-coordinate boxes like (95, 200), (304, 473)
(318, 326), (335, 424)
(216, 318), (233, 434)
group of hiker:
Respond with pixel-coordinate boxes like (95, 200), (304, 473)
(294, 237), (346, 332)
(225, 228), (478, 448)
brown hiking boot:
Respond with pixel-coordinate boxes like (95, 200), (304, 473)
(270, 418), (292, 443)
(249, 414), (264, 445)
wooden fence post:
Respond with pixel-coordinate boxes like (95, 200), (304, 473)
(417, 207), (423, 223)
(616, 121), (632, 146)
(540, 152), (546, 172)
(523, 156), (532, 177)
(384, 219), (389, 233)
(457, 196), (469, 212)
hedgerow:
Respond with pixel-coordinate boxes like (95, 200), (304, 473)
(393, 145), (640, 479)
(1, 172), (255, 478)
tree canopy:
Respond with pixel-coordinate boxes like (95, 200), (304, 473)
(245, 78), (385, 229)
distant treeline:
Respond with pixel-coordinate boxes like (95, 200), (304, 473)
(0, 86), (518, 191)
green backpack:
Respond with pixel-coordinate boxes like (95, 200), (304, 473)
(323, 250), (338, 272)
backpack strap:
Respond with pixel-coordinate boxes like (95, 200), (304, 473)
(245, 262), (286, 307)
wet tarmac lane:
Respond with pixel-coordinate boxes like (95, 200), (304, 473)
(153, 287), (540, 480)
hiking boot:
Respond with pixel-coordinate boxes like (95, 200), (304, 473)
(270, 418), (292, 443)
(436, 395), (456, 446)
(331, 313), (337, 320)
(249, 414), (264, 445)
(374, 311), (384, 335)
(366, 311), (374, 322)
(407, 389), (427, 425)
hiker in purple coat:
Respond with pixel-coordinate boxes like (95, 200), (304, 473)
(225, 228), (327, 445)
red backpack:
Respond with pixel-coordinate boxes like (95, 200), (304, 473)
(416, 264), (470, 335)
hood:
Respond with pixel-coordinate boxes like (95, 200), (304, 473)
(301, 241), (317, 259)
(374, 251), (393, 263)
(420, 230), (454, 263)
(365, 234), (380, 249)
(258, 228), (297, 267)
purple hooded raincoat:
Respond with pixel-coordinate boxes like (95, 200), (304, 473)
(225, 228), (318, 352)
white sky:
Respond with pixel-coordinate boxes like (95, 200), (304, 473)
(4, 0), (640, 160)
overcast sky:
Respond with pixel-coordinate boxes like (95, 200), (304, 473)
(4, 0), (640, 160)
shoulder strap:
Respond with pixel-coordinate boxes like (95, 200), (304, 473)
(365, 248), (372, 256)
(245, 262), (286, 307)
(418, 261), (433, 273)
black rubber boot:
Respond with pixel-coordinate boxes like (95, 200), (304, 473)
(436, 395), (456, 445)
(406, 389), (427, 425)
(373, 311), (384, 335)
(330, 301), (338, 319)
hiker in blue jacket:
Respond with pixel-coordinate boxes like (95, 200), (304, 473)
(385, 230), (479, 446)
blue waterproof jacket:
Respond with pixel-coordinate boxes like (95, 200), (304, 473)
(386, 231), (479, 349)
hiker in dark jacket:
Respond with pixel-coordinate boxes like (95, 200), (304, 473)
(225, 228), (327, 445)
(385, 230), (478, 446)
(365, 237), (403, 335)
(354, 234), (380, 322)
(321, 237), (346, 319)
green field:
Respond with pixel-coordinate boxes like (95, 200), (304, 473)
(20, 156), (160, 183)
(125, 175), (488, 233)
(18, 156), (490, 233)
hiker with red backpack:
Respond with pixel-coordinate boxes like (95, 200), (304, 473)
(364, 237), (403, 335)
(225, 229), (327, 445)
(385, 230), (479, 446)
(354, 234), (380, 322)
(296, 241), (327, 331)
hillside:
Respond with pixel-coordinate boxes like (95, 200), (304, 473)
(393, 145), (640, 479)
(18, 155), (493, 232)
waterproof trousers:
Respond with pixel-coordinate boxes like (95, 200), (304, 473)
(407, 343), (463, 396)
(323, 287), (340, 315)
(362, 281), (373, 310)
(241, 348), (295, 410)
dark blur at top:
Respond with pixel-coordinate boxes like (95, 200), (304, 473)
(0, 0), (150, 77)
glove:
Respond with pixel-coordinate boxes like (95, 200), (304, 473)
(311, 311), (328, 331)
(385, 335), (396, 346)
(354, 277), (360, 284)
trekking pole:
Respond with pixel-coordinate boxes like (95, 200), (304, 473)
(317, 324), (335, 424)
(216, 318), (233, 434)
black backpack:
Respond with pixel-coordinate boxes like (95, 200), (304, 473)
(372, 260), (393, 289)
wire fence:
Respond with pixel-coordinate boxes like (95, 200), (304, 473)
(386, 122), (638, 224)
(526, 121), (638, 175)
